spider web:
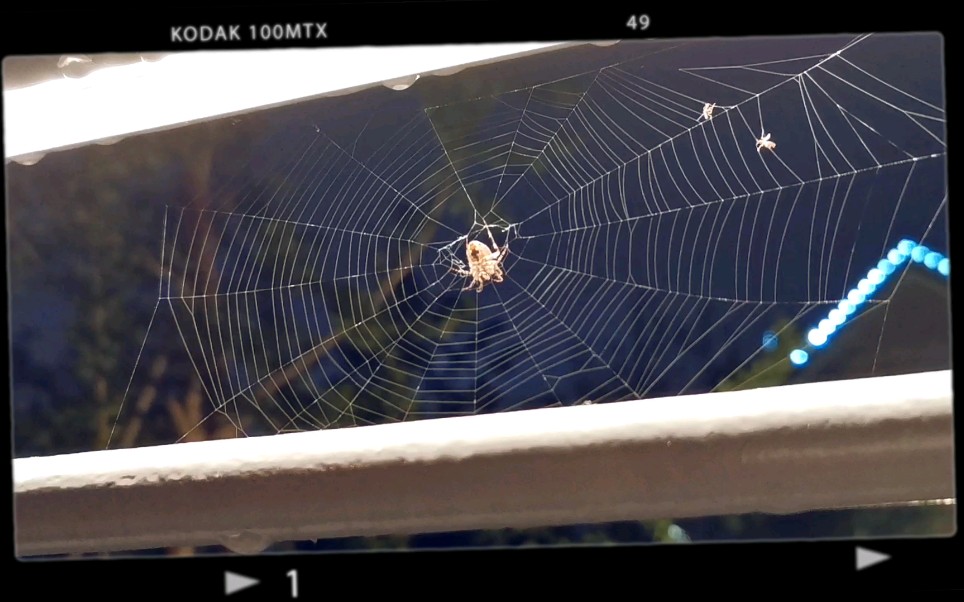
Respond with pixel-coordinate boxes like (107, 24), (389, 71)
(113, 33), (947, 443)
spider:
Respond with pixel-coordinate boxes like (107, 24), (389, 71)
(698, 102), (716, 122)
(756, 131), (776, 152)
(451, 227), (509, 293)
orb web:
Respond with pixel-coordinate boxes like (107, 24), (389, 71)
(112, 34), (946, 444)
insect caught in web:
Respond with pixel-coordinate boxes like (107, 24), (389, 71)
(756, 130), (776, 152)
(698, 102), (716, 122)
(451, 226), (510, 293)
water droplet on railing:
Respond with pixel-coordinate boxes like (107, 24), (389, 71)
(221, 531), (270, 554)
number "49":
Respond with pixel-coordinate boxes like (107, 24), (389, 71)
(626, 14), (650, 30)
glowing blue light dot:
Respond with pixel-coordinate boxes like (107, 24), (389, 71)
(911, 245), (929, 263)
(847, 289), (866, 305)
(887, 249), (905, 265)
(790, 349), (809, 365)
(857, 278), (875, 295)
(924, 252), (942, 270)
(818, 319), (836, 338)
(828, 308), (845, 326)
(762, 331), (778, 351)
(808, 329), (828, 347)
(667, 524), (690, 542)
(938, 258), (950, 276)
(878, 259), (896, 275)
(839, 299), (855, 315)
(897, 239), (917, 254)
(867, 268), (885, 285)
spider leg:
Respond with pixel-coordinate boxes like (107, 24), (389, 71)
(484, 225), (501, 251)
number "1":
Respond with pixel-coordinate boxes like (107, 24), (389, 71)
(287, 569), (299, 598)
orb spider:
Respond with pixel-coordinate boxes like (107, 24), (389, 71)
(451, 226), (509, 293)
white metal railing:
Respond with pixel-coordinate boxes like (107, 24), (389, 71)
(14, 370), (954, 556)
(4, 43), (566, 162)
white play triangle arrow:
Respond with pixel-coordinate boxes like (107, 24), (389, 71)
(855, 547), (890, 571)
(225, 571), (260, 596)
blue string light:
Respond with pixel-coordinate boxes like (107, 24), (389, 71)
(788, 239), (948, 367)
(761, 330), (779, 351)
